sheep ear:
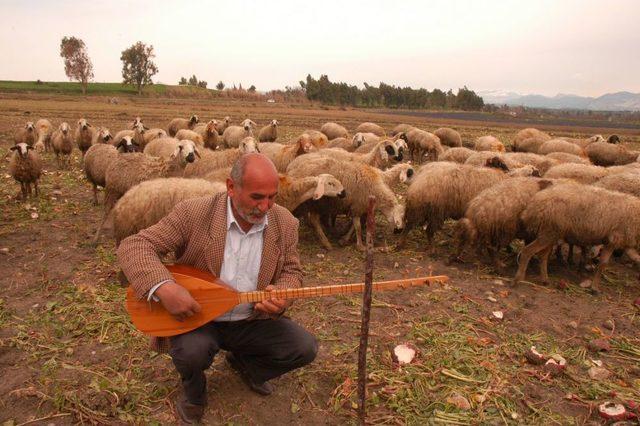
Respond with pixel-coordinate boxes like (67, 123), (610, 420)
(195, 148), (201, 158)
(313, 177), (326, 200)
(10, 146), (18, 151)
(400, 171), (407, 183)
(27, 145), (34, 150)
(379, 146), (389, 162)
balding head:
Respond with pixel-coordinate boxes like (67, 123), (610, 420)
(227, 153), (279, 229)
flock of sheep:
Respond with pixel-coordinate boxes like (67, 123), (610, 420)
(8, 113), (640, 292)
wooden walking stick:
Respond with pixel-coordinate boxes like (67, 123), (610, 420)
(357, 196), (376, 425)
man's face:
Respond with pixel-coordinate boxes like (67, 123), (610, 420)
(227, 170), (279, 225)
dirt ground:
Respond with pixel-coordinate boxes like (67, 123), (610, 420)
(1, 93), (639, 425)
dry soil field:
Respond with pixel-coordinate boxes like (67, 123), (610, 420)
(1, 93), (639, 425)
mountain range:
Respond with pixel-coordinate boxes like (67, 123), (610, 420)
(479, 90), (640, 111)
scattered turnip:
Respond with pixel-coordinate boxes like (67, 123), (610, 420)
(598, 402), (634, 421)
(524, 346), (546, 365)
(392, 344), (416, 365)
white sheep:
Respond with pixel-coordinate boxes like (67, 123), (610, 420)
(326, 133), (365, 151)
(538, 138), (586, 157)
(216, 116), (231, 135)
(184, 136), (260, 177)
(390, 123), (415, 136)
(545, 152), (591, 165)
(8, 143), (42, 200)
(434, 127), (462, 148)
(34, 119), (54, 152)
(561, 134), (605, 149)
(310, 139), (403, 169)
(175, 129), (204, 147)
(74, 118), (94, 156)
(320, 122), (349, 140)
(585, 141), (640, 166)
(51, 122), (74, 168)
(91, 127), (114, 145)
(513, 128), (551, 149)
(355, 122), (385, 137)
(223, 119), (257, 148)
(474, 135), (506, 152)
(168, 114), (199, 136)
(83, 136), (138, 204)
(258, 119), (279, 142)
(543, 163), (608, 184)
(439, 147), (476, 164)
(141, 128), (167, 149)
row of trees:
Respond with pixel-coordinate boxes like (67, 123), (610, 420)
(300, 74), (484, 110)
(60, 37), (158, 95)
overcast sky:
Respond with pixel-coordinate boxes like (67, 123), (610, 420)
(1, 0), (639, 97)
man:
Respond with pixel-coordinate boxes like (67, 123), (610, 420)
(117, 153), (318, 424)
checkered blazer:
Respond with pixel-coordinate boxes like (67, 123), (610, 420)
(117, 192), (302, 351)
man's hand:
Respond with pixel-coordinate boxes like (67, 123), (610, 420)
(254, 285), (291, 315)
(155, 281), (201, 322)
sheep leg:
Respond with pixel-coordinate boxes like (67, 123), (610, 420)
(591, 244), (615, 294)
(309, 211), (333, 250)
(353, 216), (366, 252)
(26, 182), (32, 197)
(33, 180), (39, 197)
(624, 248), (640, 267)
(19, 182), (27, 200)
(339, 222), (356, 246)
(490, 246), (507, 270)
(538, 245), (554, 283)
(514, 236), (555, 285)
(92, 184), (99, 205)
(567, 244), (575, 265)
(449, 221), (469, 263)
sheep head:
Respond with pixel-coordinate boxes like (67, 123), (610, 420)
(386, 202), (406, 233)
(25, 122), (35, 132)
(508, 165), (540, 177)
(131, 116), (143, 129)
(172, 140), (199, 164)
(271, 119), (278, 127)
(207, 120), (219, 134)
(189, 115), (199, 125)
(239, 137), (259, 153)
(296, 134), (316, 155)
(78, 118), (90, 130)
(397, 164), (415, 183)
(242, 119), (257, 132)
(133, 122), (146, 134)
(224, 116), (231, 124)
(314, 174), (345, 200)
(100, 128), (113, 142)
(381, 140), (402, 162)
(607, 134), (620, 144)
(352, 133), (365, 147)
(116, 135), (138, 153)
(60, 122), (70, 135)
(10, 142), (33, 158)
(485, 156), (509, 172)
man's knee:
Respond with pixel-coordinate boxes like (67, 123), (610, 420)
(282, 329), (318, 366)
(170, 335), (219, 370)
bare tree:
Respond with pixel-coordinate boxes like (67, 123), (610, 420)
(60, 36), (94, 95)
(120, 41), (159, 95)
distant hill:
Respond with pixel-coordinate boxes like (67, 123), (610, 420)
(479, 90), (640, 111)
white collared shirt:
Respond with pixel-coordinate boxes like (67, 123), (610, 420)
(147, 197), (267, 321)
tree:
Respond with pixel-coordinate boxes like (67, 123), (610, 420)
(197, 80), (207, 88)
(248, 85), (256, 93)
(120, 41), (158, 95)
(179, 76), (187, 85)
(59, 36), (94, 95)
(188, 74), (198, 86)
(216, 81), (225, 90)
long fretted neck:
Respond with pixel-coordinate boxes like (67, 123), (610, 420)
(238, 276), (448, 304)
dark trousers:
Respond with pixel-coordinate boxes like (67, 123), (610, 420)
(169, 318), (318, 405)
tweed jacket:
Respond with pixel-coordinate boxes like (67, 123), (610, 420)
(117, 192), (303, 351)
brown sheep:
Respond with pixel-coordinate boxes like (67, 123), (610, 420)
(8, 143), (42, 200)
(538, 138), (586, 157)
(74, 118), (93, 156)
(258, 134), (317, 172)
(216, 116), (231, 135)
(405, 128), (444, 163)
(439, 147), (476, 164)
(355, 122), (385, 137)
(320, 122), (349, 140)
(34, 119), (54, 152)
(51, 122), (74, 168)
(545, 152), (591, 165)
(513, 136), (548, 153)
(594, 172), (640, 197)
(585, 141), (640, 166)
(543, 163), (608, 184)
(258, 119), (279, 142)
(513, 128), (551, 148)
(193, 120), (220, 149)
(474, 135), (506, 152)
(168, 114), (199, 136)
(390, 123), (414, 136)
(175, 129), (204, 147)
(14, 122), (37, 146)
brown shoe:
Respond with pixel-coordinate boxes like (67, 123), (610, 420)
(226, 352), (274, 396)
(175, 396), (204, 424)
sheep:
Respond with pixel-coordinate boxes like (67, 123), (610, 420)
(167, 114), (199, 136)
(465, 152), (523, 170)
(606, 162), (640, 176)
(217, 116), (231, 135)
(276, 173), (345, 211)
(8, 143), (42, 200)
(287, 156), (404, 251)
(326, 133), (365, 151)
(303, 130), (329, 148)
(607, 135), (620, 144)
(538, 138), (586, 157)
(545, 152), (591, 165)
(14, 122), (37, 146)
(513, 137), (548, 153)
(355, 122), (385, 137)
(184, 136), (260, 177)
(439, 147), (476, 164)
(515, 183), (640, 292)
(379, 163), (415, 186)
(543, 163), (608, 184)
(111, 178), (227, 245)
(130, 116), (143, 129)
(91, 127), (113, 145)
(504, 152), (559, 174)
(320, 122), (348, 140)
(312, 139), (403, 169)
(141, 128), (167, 149)
(561, 134), (605, 149)
(83, 136), (138, 204)
(474, 135), (506, 152)
(397, 158), (532, 251)
(203, 167), (232, 183)
(223, 118), (257, 148)
(258, 133), (317, 172)
(144, 137), (196, 159)
(405, 128), (444, 163)
(513, 128), (551, 148)
(585, 141), (640, 166)
(353, 133), (386, 153)
(594, 172), (640, 197)
(258, 119), (279, 142)
(34, 119), (53, 152)
(112, 122), (146, 149)
(175, 129), (204, 147)
(193, 120), (219, 149)
(74, 118), (94, 156)
(51, 122), (74, 168)
(454, 177), (554, 267)
(390, 124), (414, 136)
(434, 127), (462, 148)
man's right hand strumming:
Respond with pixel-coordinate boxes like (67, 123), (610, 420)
(155, 281), (202, 322)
